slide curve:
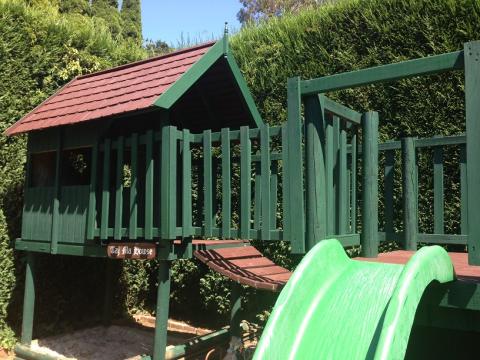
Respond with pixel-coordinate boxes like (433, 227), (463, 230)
(253, 239), (455, 360)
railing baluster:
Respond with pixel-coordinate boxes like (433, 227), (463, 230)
(333, 116), (340, 233)
(361, 112), (379, 257)
(161, 126), (177, 239)
(114, 137), (124, 240)
(350, 129), (357, 233)
(240, 126), (251, 239)
(203, 130), (213, 237)
(87, 143), (98, 240)
(221, 128), (231, 238)
(145, 130), (154, 240)
(129, 133), (138, 239)
(460, 144), (468, 235)
(261, 125), (271, 240)
(182, 129), (192, 238)
(270, 160), (278, 230)
(402, 137), (418, 251)
(433, 144), (444, 234)
(384, 149), (395, 235)
(254, 162), (261, 231)
(338, 120), (347, 234)
(326, 115), (334, 236)
(101, 138), (111, 240)
(281, 124), (290, 239)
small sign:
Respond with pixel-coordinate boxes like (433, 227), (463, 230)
(107, 243), (156, 260)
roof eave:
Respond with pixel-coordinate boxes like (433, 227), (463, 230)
(153, 40), (224, 110)
(153, 38), (264, 129)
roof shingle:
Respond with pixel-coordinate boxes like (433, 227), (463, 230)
(6, 41), (215, 135)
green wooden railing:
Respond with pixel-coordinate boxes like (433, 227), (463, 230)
(290, 40), (480, 264)
(375, 134), (467, 248)
(86, 124), (289, 243)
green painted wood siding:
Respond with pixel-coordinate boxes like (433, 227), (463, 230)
(22, 187), (54, 241)
(58, 186), (89, 244)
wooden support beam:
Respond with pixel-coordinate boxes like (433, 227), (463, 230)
(240, 126), (251, 239)
(301, 50), (464, 95)
(21, 252), (35, 345)
(304, 94), (327, 250)
(230, 283), (242, 338)
(153, 260), (171, 360)
(102, 259), (114, 326)
(129, 134), (138, 239)
(87, 143), (98, 240)
(402, 137), (418, 251)
(260, 125), (271, 240)
(464, 41), (480, 265)
(360, 112), (379, 257)
(50, 130), (62, 254)
(100, 138), (111, 240)
(114, 137), (124, 240)
(287, 77), (305, 253)
(221, 128), (231, 238)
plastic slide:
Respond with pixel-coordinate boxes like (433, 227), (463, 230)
(253, 239), (455, 360)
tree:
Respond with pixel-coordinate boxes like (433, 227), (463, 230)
(58, 0), (90, 15)
(237, 0), (327, 24)
(91, 0), (122, 38)
(145, 39), (171, 57)
(121, 0), (142, 43)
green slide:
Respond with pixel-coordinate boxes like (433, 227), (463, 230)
(254, 239), (455, 360)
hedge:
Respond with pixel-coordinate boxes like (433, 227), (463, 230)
(3, 0), (480, 347)
(0, 0), (145, 347)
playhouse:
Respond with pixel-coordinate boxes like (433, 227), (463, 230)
(7, 34), (480, 359)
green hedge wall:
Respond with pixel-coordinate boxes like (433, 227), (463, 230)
(4, 0), (480, 346)
(0, 0), (145, 347)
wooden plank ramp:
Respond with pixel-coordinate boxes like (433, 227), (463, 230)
(194, 243), (291, 292)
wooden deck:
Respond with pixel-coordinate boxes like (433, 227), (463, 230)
(356, 250), (480, 282)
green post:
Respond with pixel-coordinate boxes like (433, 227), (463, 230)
(401, 137), (418, 251)
(464, 41), (480, 265)
(230, 283), (242, 338)
(21, 252), (35, 345)
(286, 77), (305, 253)
(102, 259), (114, 326)
(360, 111), (379, 257)
(153, 260), (171, 360)
(304, 95), (327, 250)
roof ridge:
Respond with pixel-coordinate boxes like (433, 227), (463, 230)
(78, 40), (217, 80)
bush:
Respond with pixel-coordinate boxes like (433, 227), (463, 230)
(0, 0), (145, 347)
(0, 210), (15, 349)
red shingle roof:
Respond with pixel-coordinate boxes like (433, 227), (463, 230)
(6, 41), (216, 136)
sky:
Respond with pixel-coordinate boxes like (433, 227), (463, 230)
(141, 0), (241, 47)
